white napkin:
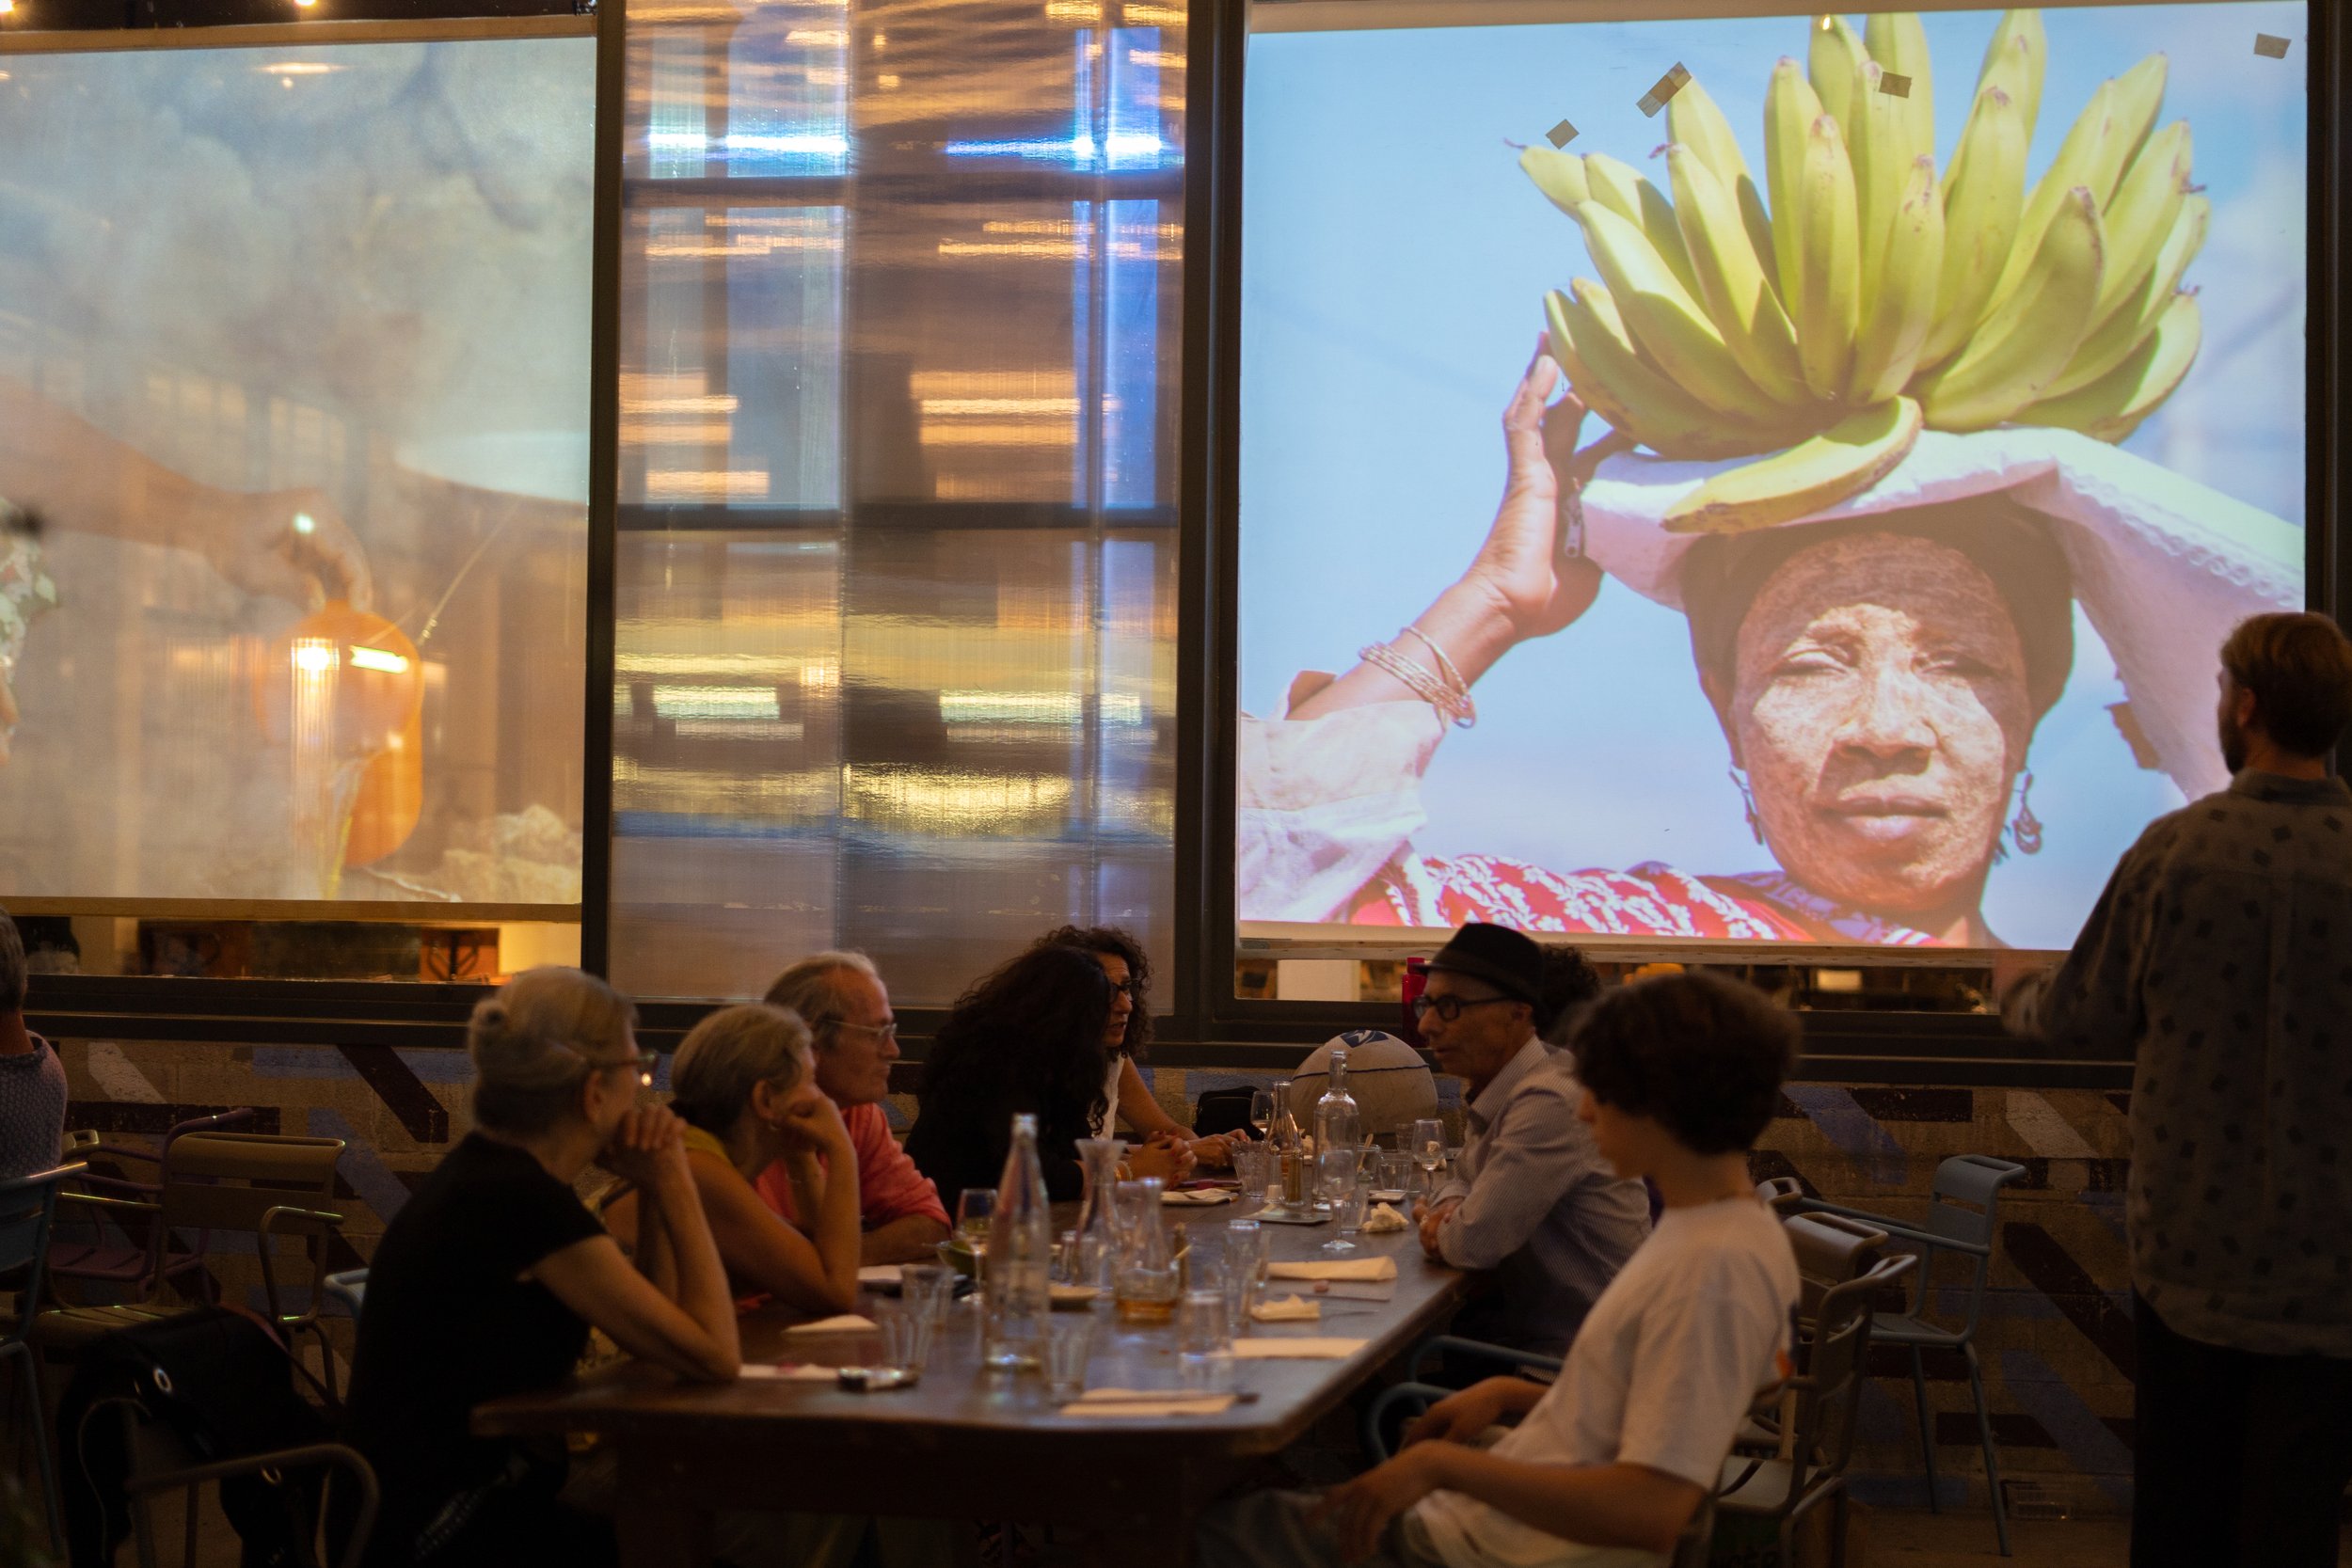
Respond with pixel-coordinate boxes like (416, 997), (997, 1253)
(1266, 1258), (1397, 1283)
(1360, 1203), (1408, 1234)
(740, 1364), (840, 1382)
(856, 1265), (902, 1286)
(1250, 1294), (1321, 1323)
(783, 1314), (878, 1335)
(1229, 1338), (1365, 1360)
(1060, 1390), (1237, 1418)
(1049, 1284), (1101, 1307)
(1370, 1190), (1408, 1204)
(1162, 1189), (1238, 1206)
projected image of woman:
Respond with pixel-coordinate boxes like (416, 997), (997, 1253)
(1238, 351), (2282, 946)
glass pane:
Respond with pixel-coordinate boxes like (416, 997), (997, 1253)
(611, 0), (1184, 1003)
(0, 39), (595, 956)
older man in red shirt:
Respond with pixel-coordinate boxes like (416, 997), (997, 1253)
(755, 952), (951, 1265)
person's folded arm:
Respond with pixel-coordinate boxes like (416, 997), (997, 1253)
(532, 1231), (740, 1384)
(1313, 1446), (1699, 1563)
(1435, 1083), (1587, 1271)
(861, 1213), (951, 1266)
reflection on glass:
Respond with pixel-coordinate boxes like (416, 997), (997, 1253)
(612, 0), (1183, 1003)
(0, 39), (595, 913)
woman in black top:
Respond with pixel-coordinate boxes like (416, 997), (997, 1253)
(903, 945), (1127, 1203)
(342, 968), (739, 1567)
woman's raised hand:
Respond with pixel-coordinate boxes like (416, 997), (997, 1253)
(777, 1088), (854, 1159)
(1459, 343), (1608, 646)
(603, 1103), (691, 1191)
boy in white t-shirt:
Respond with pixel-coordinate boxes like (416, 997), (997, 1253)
(1197, 973), (1802, 1568)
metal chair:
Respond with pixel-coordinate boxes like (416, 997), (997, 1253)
(0, 1164), (82, 1554)
(1715, 1252), (1916, 1568)
(47, 1110), (258, 1306)
(1767, 1154), (2028, 1556)
(40, 1132), (349, 1402)
(323, 1269), (368, 1321)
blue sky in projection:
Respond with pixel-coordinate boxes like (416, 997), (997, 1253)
(1237, 4), (2308, 949)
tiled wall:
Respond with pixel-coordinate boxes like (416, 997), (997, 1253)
(47, 1037), (2136, 1520)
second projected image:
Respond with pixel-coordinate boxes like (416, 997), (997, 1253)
(1237, 4), (2307, 950)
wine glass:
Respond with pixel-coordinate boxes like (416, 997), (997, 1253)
(1316, 1147), (1359, 1254)
(1248, 1087), (1277, 1141)
(956, 1188), (995, 1250)
(1409, 1118), (1447, 1200)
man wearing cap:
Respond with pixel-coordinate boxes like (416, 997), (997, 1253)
(1414, 922), (1650, 1358)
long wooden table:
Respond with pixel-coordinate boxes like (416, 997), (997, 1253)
(475, 1206), (1467, 1567)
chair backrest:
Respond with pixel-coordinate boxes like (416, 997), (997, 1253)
(1755, 1176), (1806, 1217)
(1922, 1154), (2027, 1248)
(0, 1164), (82, 1343)
(160, 1133), (343, 1233)
(1794, 1252), (1916, 1480)
(1781, 1210), (1886, 1324)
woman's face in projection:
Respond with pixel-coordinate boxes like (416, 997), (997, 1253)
(1726, 531), (2038, 920)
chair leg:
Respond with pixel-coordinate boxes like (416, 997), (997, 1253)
(1963, 1341), (2010, 1558)
(1910, 1345), (1940, 1513)
(20, 1352), (58, 1560)
(1828, 1489), (1851, 1568)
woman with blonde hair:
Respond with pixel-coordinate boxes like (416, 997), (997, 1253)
(343, 967), (739, 1568)
(603, 1003), (863, 1315)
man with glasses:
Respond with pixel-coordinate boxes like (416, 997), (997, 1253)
(1415, 924), (1649, 1358)
(755, 951), (951, 1265)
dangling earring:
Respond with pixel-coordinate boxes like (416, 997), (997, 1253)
(1728, 767), (1763, 845)
(2009, 769), (2044, 856)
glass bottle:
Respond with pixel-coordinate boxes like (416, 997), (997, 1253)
(1312, 1048), (1363, 1208)
(983, 1112), (1054, 1370)
(1070, 1136), (1128, 1291)
(1113, 1178), (1180, 1324)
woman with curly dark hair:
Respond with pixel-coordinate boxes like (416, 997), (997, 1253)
(905, 944), (1189, 1204)
(1033, 925), (1228, 1171)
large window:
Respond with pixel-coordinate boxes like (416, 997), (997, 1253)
(608, 0), (1185, 1002)
(0, 26), (596, 980)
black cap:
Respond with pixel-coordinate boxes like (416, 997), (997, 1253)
(1425, 923), (1544, 1007)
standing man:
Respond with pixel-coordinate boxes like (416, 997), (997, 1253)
(757, 952), (951, 1266)
(0, 906), (68, 1180)
(1414, 923), (1649, 1358)
(2003, 612), (2352, 1568)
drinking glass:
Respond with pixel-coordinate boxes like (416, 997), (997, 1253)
(1248, 1086), (1277, 1140)
(956, 1188), (995, 1248)
(1409, 1118), (1447, 1198)
(1376, 1150), (1412, 1200)
(1225, 1216), (1267, 1280)
(1044, 1319), (1094, 1402)
(877, 1304), (935, 1373)
(1317, 1147), (1360, 1253)
(1336, 1171), (1373, 1237)
(1177, 1289), (1233, 1390)
(898, 1263), (956, 1330)
(1112, 1180), (1155, 1249)
(1217, 1252), (1257, 1340)
(1232, 1144), (1277, 1210)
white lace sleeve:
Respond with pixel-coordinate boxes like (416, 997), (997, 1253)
(1236, 696), (1448, 923)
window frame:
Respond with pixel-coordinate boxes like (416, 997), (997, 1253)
(10, 0), (2345, 1096)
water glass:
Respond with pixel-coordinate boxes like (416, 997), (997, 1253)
(898, 1263), (956, 1328)
(1409, 1117), (1447, 1196)
(1336, 1174), (1372, 1236)
(1317, 1148), (1361, 1253)
(1044, 1319), (1094, 1402)
(1178, 1288), (1233, 1380)
(1376, 1150), (1412, 1198)
(1232, 1144), (1277, 1207)
(1224, 1217), (1267, 1288)
(1217, 1255), (1256, 1340)
(877, 1304), (935, 1373)
(956, 1187), (996, 1248)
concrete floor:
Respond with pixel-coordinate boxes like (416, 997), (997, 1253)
(1859, 1507), (2352, 1568)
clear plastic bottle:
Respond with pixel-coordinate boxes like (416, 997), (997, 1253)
(983, 1112), (1054, 1370)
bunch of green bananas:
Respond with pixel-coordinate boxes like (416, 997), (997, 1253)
(1524, 9), (2205, 533)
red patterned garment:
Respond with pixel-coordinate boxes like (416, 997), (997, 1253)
(1345, 855), (1943, 946)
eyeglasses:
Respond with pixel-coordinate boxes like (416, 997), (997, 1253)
(607, 1050), (660, 1088)
(830, 1019), (900, 1044)
(1410, 994), (1516, 1023)
(1105, 977), (1137, 999)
